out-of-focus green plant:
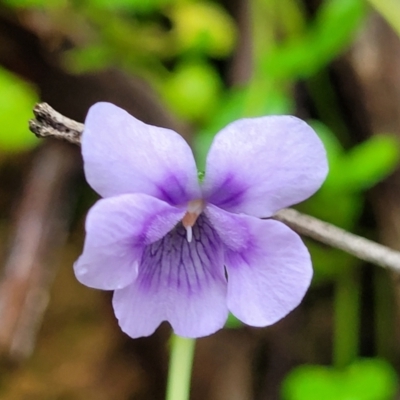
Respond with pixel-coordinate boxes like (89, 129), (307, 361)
(168, 1), (237, 58)
(193, 0), (367, 165)
(161, 60), (222, 122)
(0, 67), (38, 152)
(3, 0), (66, 7)
(58, 0), (235, 124)
(323, 134), (399, 193)
(281, 358), (398, 400)
(83, 0), (172, 13)
(260, 0), (366, 79)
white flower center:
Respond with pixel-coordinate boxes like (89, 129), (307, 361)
(182, 199), (205, 243)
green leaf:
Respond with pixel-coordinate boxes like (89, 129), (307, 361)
(333, 135), (400, 192)
(0, 67), (38, 152)
(169, 2), (237, 58)
(162, 60), (222, 122)
(312, 0), (366, 57)
(84, 0), (171, 12)
(3, 0), (66, 8)
(261, 0), (366, 79)
(310, 120), (343, 160)
(192, 89), (246, 170)
(224, 313), (243, 329)
(63, 44), (113, 73)
(281, 359), (398, 400)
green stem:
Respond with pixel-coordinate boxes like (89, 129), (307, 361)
(333, 265), (361, 368)
(166, 334), (196, 400)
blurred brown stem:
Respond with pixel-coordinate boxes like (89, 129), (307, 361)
(0, 141), (80, 362)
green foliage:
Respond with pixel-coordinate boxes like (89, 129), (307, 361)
(331, 135), (400, 192)
(314, 125), (399, 198)
(83, 0), (172, 13)
(168, 2), (237, 58)
(64, 44), (112, 73)
(0, 67), (38, 152)
(261, 0), (366, 79)
(281, 359), (398, 400)
(3, 0), (66, 7)
(162, 60), (222, 122)
(224, 313), (242, 329)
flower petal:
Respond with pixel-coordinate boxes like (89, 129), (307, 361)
(112, 214), (228, 338)
(206, 205), (312, 326)
(203, 116), (328, 217)
(82, 102), (201, 204)
(74, 193), (184, 290)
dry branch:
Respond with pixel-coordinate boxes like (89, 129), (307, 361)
(30, 103), (84, 146)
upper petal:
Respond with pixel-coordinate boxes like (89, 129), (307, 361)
(206, 205), (313, 327)
(82, 102), (201, 204)
(112, 214), (228, 338)
(202, 116), (328, 217)
(74, 193), (184, 290)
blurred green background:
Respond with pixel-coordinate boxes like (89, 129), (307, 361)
(0, 0), (400, 399)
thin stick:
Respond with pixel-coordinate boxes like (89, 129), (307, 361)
(29, 103), (400, 274)
(274, 209), (400, 273)
(29, 103), (83, 146)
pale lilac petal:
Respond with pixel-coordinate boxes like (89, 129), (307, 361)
(82, 102), (201, 204)
(112, 215), (228, 338)
(74, 194), (184, 290)
(203, 116), (328, 217)
(206, 205), (312, 326)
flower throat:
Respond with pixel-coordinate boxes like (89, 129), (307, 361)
(182, 199), (205, 242)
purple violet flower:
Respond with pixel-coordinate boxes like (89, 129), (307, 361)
(74, 102), (328, 338)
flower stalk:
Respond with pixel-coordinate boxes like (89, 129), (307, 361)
(166, 335), (196, 400)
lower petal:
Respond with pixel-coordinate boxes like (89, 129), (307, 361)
(112, 215), (228, 338)
(206, 205), (312, 326)
(74, 193), (184, 290)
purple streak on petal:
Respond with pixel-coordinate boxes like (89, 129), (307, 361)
(82, 102), (201, 204)
(155, 173), (192, 205)
(203, 116), (328, 217)
(206, 205), (312, 326)
(113, 215), (228, 338)
(206, 173), (248, 210)
(74, 193), (184, 290)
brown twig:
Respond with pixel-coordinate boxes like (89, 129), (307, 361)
(275, 208), (400, 273)
(28, 102), (400, 274)
(29, 103), (84, 146)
